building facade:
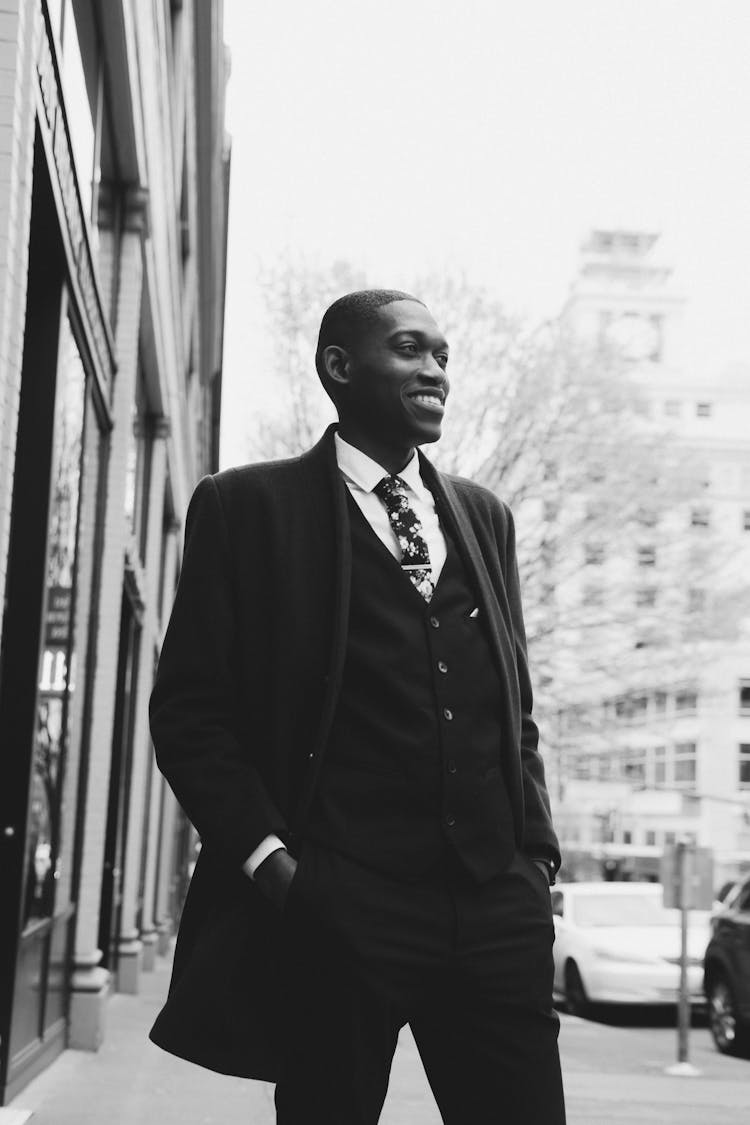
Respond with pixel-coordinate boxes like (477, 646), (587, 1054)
(0, 0), (229, 1102)
(549, 230), (750, 885)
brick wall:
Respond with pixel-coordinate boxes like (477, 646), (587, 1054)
(0, 0), (38, 647)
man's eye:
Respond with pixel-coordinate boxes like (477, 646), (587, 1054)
(436, 354), (449, 367)
(399, 343), (418, 354)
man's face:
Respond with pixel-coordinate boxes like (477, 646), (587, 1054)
(339, 301), (450, 458)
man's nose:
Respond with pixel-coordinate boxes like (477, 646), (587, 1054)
(420, 356), (448, 382)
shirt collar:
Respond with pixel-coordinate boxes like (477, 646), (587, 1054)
(334, 431), (431, 501)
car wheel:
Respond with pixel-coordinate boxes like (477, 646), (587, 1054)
(565, 961), (590, 1018)
(708, 975), (750, 1057)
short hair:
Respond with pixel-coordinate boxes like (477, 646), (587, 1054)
(315, 289), (425, 385)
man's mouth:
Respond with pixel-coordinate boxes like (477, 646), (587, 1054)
(408, 391), (445, 414)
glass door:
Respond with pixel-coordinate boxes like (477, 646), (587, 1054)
(0, 307), (92, 1099)
(98, 587), (141, 976)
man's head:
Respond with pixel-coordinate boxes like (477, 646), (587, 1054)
(316, 289), (450, 472)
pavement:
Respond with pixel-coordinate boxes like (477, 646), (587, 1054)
(4, 950), (750, 1124)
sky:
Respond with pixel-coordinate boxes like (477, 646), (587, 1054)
(219, 0), (750, 468)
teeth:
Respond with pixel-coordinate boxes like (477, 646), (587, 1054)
(413, 394), (442, 405)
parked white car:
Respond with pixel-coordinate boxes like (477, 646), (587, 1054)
(551, 881), (711, 1014)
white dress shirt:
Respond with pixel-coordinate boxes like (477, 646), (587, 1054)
(243, 434), (448, 878)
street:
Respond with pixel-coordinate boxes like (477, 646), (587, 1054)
(383, 1009), (750, 1125)
(10, 952), (750, 1125)
(559, 1008), (750, 1125)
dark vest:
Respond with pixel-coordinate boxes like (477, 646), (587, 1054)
(306, 493), (516, 882)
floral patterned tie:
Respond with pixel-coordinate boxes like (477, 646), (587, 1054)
(374, 475), (435, 602)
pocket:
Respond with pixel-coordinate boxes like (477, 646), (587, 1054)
(283, 843), (311, 917)
(513, 851), (551, 902)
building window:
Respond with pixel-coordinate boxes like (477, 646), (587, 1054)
(623, 748), (646, 782)
(743, 510), (750, 532)
(740, 681), (750, 715)
(675, 691), (698, 713)
(645, 830), (657, 847)
(637, 546), (656, 567)
(740, 745), (750, 789)
(690, 507), (710, 528)
(615, 695), (648, 722)
(572, 754), (591, 780)
(649, 316), (663, 362)
(636, 587), (657, 608)
(688, 589), (706, 613)
(58, 0), (101, 225)
(123, 368), (152, 563)
(696, 402), (712, 418)
(652, 745), (667, 787)
(673, 742), (697, 787)
(615, 697), (630, 720)
(635, 507), (658, 527)
(585, 500), (606, 522)
(632, 696), (648, 718)
(654, 692), (667, 713)
(585, 543), (605, 565)
(622, 830), (633, 845)
(664, 400), (681, 417)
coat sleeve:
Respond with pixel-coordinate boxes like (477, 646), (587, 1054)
(499, 502), (561, 871)
(149, 475), (287, 867)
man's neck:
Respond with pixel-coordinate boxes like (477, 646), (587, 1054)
(335, 424), (415, 476)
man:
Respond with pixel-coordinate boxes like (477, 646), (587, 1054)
(149, 289), (565, 1123)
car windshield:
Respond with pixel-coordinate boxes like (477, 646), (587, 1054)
(572, 892), (676, 928)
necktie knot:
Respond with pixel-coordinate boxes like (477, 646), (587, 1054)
(373, 476), (435, 602)
(373, 474), (408, 506)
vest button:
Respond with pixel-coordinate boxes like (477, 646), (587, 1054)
(429, 615), (440, 628)
(446, 814), (456, 828)
(437, 660), (448, 674)
(443, 707), (453, 721)
(447, 759), (457, 774)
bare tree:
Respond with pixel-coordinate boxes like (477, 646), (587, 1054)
(243, 260), (746, 754)
(245, 258), (366, 460)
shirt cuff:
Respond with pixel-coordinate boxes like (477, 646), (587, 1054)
(243, 834), (287, 879)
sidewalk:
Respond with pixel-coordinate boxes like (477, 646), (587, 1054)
(5, 951), (750, 1124)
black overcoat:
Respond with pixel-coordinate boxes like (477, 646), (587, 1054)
(148, 425), (560, 1079)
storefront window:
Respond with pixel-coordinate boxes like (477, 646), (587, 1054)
(23, 318), (86, 928)
(58, 0), (98, 223)
(123, 369), (151, 563)
(46, 0), (64, 40)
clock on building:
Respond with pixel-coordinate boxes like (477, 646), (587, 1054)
(606, 312), (662, 362)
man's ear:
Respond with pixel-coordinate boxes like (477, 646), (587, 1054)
(322, 345), (352, 391)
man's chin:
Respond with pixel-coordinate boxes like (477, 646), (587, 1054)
(413, 422), (443, 447)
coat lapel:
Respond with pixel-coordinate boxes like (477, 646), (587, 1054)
(293, 426), (352, 831)
(418, 453), (521, 718)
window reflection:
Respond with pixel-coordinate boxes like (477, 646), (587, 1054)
(123, 368), (150, 562)
(24, 318), (86, 928)
(58, 0), (96, 222)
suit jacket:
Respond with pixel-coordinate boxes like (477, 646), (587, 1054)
(148, 424), (560, 1080)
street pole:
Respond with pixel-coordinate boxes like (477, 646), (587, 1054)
(676, 838), (690, 1065)
(665, 836), (701, 1077)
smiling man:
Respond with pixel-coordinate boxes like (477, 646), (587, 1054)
(149, 290), (565, 1124)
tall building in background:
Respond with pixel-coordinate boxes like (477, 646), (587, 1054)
(551, 230), (750, 883)
(0, 0), (230, 1102)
